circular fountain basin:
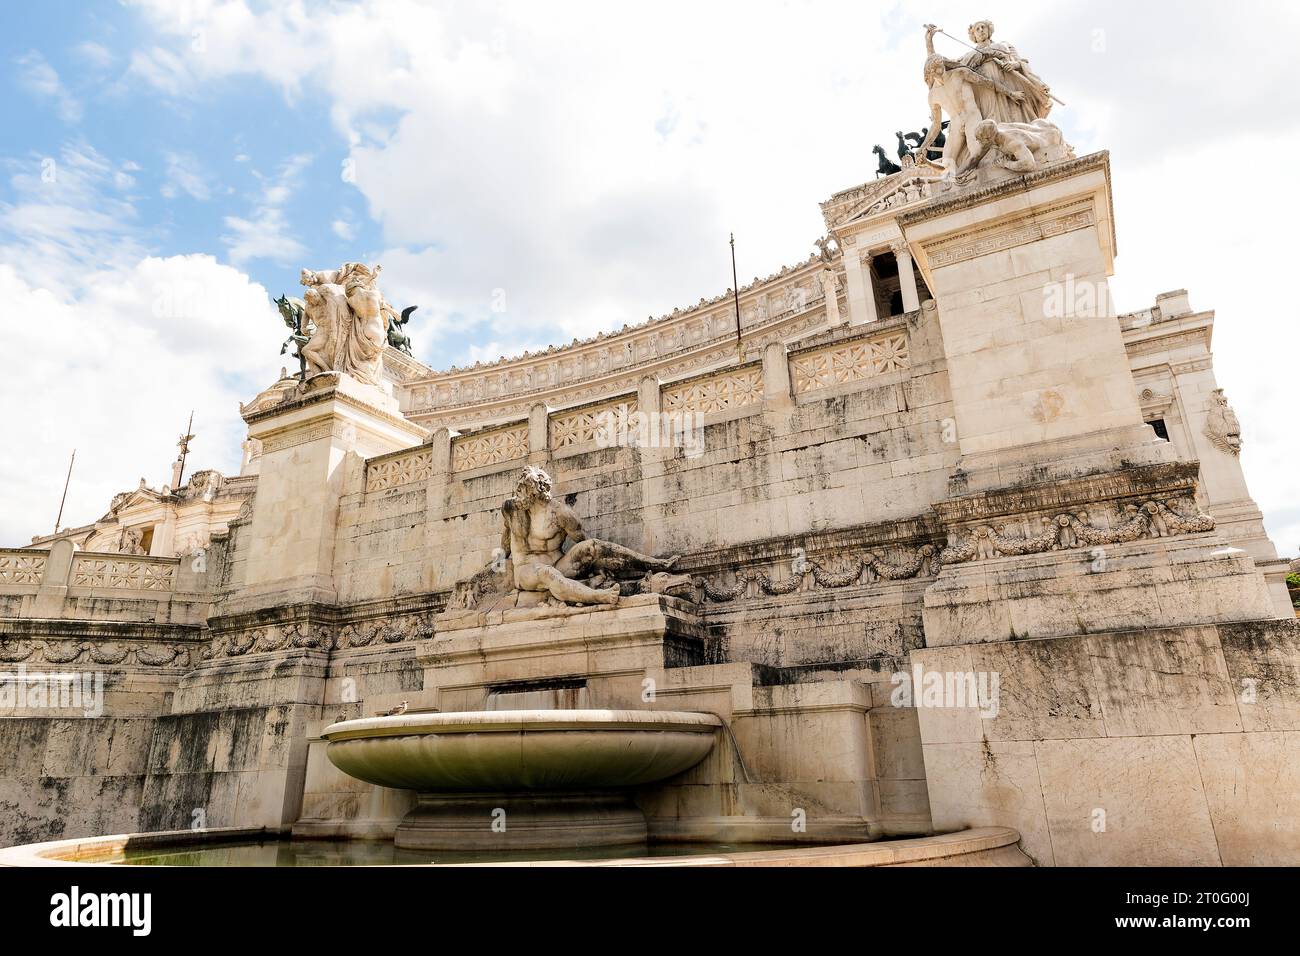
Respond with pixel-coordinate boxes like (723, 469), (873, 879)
(322, 709), (722, 849)
(323, 709), (722, 791)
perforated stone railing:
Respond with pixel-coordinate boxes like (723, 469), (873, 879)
(549, 394), (638, 449)
(790, 329), (911, 395)
(661, 363), (764, 416)
(451, 421), (529, 472)
(365, 445), (435, 492)
(70, 554), (178, 592)
(0, 551), (46, 586)
(364, 317), (917, 487)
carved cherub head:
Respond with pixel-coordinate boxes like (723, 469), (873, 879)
(974, 119), (999, 145)
(513, 466), (554, 506)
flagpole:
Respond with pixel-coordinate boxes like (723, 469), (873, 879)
(176, 410), (195, 488)
(54, 448), (76, 534)
(730, 233), (743, 364)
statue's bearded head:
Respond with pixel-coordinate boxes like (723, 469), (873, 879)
(974, 119), (998, 145)
(514, 466), (553, 506)
(968, 20), (993, 44)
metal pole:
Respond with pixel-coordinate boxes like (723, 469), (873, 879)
(54, 449), (75, 534)
(730, 233), (743, 364)
(176, 410), (194, 488)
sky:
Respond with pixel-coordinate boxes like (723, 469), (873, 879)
(0, 0), (1296, 555)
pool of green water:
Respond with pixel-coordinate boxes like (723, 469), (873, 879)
(114, 838), (805, 866)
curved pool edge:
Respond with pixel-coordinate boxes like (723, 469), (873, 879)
(320, 709), (724, 741)
(0, 826), (283, 867)
(0, 826), (1030, 868)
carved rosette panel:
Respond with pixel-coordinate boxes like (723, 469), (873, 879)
(0, 552), (46, 586)
(790, 332), (910, 394)
(937, 495), (1217, 566)
(71, 556), (176, 591)
(451, 423), (529, 472)
(550, 397), (639, 449)
(366, 447), (434, 492)
(661, 367), (763, 416)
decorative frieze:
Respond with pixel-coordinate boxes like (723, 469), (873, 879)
(0, 638), (192, 669)
(699, 545), (940, 603)
(938, 495), (1216, 566)
(199, 612), (434, 660)
(661, 365), (763, 416)
(366, 447), (435, 492)
(70, 556), (176, 592)
(924, 199), (1094, 269)
(0, 552), (46, 586)
(451, 423), (529, 472)
(790, 331), (910, 394)
(550, 396), (639, 449)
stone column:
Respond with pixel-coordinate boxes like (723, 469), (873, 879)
(762, 342), (793, 409)
(891, 239), (921, 313)
(31, 538), (74, 618)
(841, 238), (879, 327)
(427, 426), (451, 475)
(820, 268), (841, 327)
(528, 402), (550, 464)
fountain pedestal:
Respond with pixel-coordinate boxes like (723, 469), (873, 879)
(399, 793), (645, 851)
(321, 708), (722, 850)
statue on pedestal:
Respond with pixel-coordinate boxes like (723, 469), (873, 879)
(917, 21), (1069, 178)
(291, 263), (416, 386)
(453, 466), (686, 610)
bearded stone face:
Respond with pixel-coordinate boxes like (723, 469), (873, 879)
(514, 466), (553, 505)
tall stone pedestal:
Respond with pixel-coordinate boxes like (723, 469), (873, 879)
(900, 154), (1275, 645)
(896, 154), (1294, 865)
(233, 372), (427, 614)
(904, 153), (1177, 491)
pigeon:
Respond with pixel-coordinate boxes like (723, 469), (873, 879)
(374, 700), (408, 717)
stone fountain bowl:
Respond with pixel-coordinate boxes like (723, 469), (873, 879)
(322, 709), (723, 792)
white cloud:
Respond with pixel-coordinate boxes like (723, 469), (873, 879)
(0, 142), (146, 294)
(0, 132), (280, 546)
(331, 218), (355, 240)
(0, 256), (281, 546)
(221, 152), (312, 265)
(16, 50), (83, 123)
(161, 151), (212, 200)
(74, 41), (114, 70)
(37, 0), (1300, 554)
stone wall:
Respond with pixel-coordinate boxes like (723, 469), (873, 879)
(913, 619), (1300, 865)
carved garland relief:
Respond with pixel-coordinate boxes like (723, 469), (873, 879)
(937, 495), (1216, 565)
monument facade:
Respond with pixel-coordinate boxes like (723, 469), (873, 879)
(1, 19), (1296, 866)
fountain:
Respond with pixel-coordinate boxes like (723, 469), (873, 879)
(322, 709), (722, 849)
